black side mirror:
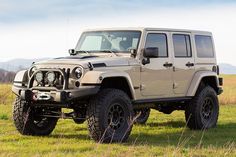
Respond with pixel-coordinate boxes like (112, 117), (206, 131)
(143, 47), (159, 58)
(68, 49), (77, 56)
(142, 47), (159, 65)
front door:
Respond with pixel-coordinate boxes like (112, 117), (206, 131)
(141, 32), (173, 98)
(171, 33), (195, 95)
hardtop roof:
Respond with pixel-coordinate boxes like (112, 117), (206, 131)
(83, 27), (212, 35)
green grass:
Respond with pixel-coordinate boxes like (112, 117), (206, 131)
(1, 75), (236, 156)
(0, 84), (14, 105)
(0, 104), (235, 157)
(219, 75), (236, 105)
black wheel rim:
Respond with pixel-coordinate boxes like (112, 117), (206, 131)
(107, 103), (125, 130)
(201, 97), (214, 121)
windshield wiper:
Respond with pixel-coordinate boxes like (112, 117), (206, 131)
(99, 50), (118, 56)
(76, 50), (91, 55)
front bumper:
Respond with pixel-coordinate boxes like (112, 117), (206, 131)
(12, 85), (100, 103)
(12, 67), (100, 104)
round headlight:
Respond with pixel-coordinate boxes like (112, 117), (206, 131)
(46, 72), (56, 84)
(35, 71), (43, 83)
(74, 67), (83, 79)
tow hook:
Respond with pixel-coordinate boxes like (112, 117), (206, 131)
(34, 92), (51, 101)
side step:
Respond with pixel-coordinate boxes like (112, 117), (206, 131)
(132, 96), (192, 109)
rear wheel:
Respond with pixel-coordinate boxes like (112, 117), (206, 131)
(13, 97), (58, 136)
(134, 108), (150, 124)
(185, 85), (219, 130)
(87, 89), (133, 143)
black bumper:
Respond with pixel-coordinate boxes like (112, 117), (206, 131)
(12, 85), (100, 103)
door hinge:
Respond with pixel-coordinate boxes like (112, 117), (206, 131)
(140, 66), (145, 72)
(140, 84), (145, 90)
(173, 82), (178, 89)
(173, 66), (176, 72)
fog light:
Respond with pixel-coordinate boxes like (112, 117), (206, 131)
(46, 71), (56, 84)
(75, 81), (80, 87)
(35, 71), (43, 83)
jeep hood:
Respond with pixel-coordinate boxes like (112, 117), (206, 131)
(35, 55), (138, 68)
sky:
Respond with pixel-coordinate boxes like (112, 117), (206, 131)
(0, 0), (236, 65)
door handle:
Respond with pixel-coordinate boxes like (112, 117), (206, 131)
(185, 62), (194, 67)
(163, 62), (173, 67)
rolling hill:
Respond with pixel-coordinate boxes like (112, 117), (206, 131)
(0, 58), (49, 72)
(0, 58), (235, 74)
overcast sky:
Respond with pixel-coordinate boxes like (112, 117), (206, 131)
(0, 0), (236, 65)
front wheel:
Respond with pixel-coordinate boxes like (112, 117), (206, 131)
(13, 97), (58, 136)
(87, 89), (134, 143)
(185, 86), (219, 130)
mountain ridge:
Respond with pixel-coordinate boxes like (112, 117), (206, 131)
(0, 58), (50, 72)
(0, 58), (235, 74)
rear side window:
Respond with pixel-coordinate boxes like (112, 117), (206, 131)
(173, 34), (192, 57)
(145, 33), (168, 57)
(195, 35), (214, 58)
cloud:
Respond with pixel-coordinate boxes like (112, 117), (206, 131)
(0, 0), (236, 23)
(0, 1), (236, 65)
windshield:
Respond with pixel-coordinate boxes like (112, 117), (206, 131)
(75, 31), (141, 53)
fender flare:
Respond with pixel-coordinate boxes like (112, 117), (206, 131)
(186, 71), (220, 96)
(81, 70), (135, 99)
(12, 70), (28, 95)
(13, 70), (28, 85)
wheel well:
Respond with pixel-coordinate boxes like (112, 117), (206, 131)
(201, 76), (218, 92)
(100, 77), (133, 99)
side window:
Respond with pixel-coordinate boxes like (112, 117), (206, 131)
(195, 35), (214, 58)
(145, 33), (168, 57)
(173, 34), (192, 57)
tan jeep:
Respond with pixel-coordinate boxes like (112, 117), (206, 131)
(12, 28), (223, 142)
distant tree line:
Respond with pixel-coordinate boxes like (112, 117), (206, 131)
(0, 69), (16, 83)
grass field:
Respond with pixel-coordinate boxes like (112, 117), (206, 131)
(0, 75), (236, 156)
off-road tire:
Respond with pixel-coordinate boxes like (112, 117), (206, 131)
(134, 108), (150, 124)
(13, 97), (58, 136)
(87, 89), (133, 143)
(185, 85), (219, 130)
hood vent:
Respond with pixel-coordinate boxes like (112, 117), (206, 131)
(92, 63), (107, 68)
(55, 56), (97, 60)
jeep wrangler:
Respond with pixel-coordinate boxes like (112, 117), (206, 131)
(12, 28), (223, 142)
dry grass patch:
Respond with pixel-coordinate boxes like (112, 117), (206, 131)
(0, 84), (14, 105)
(219, 75), (236, 105)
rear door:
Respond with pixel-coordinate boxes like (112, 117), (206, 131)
(171, 33), (195, 95)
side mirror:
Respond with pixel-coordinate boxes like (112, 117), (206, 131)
(143, 47), (159, 58)
(68, 49), (77, 56)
